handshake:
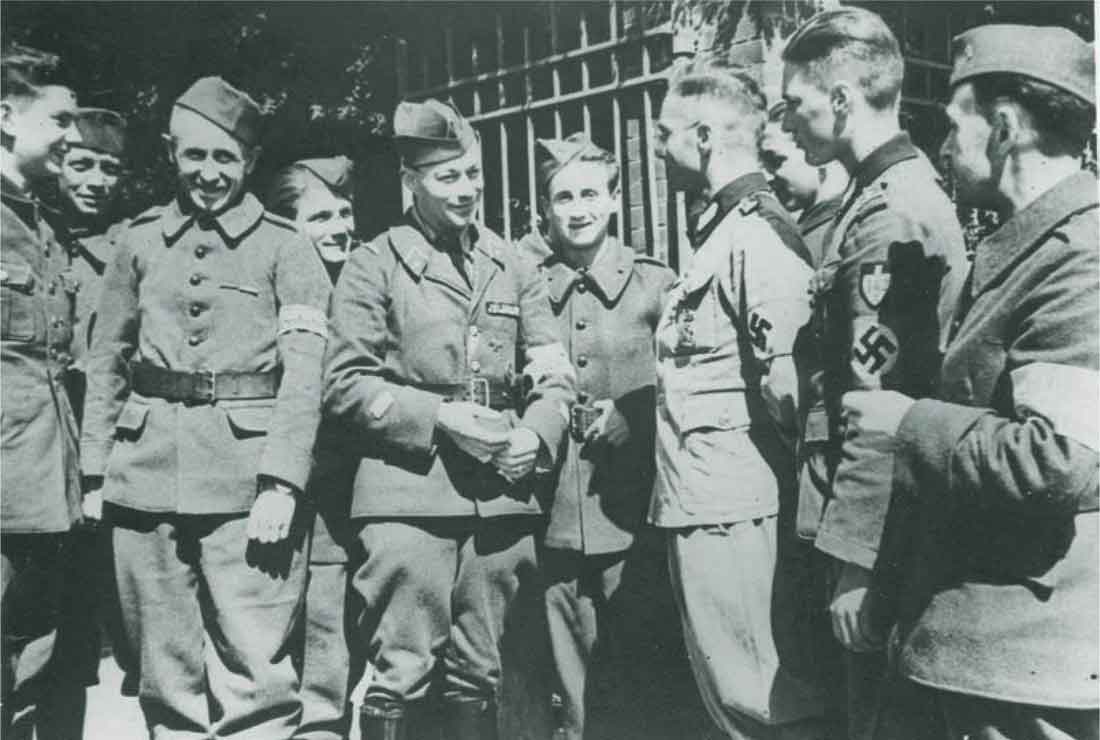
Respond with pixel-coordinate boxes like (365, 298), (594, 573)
(436, 401), (541, 483)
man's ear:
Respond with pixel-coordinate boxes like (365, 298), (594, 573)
(400, 166), (420, 194)
(990, 103), (1025, 157)
(244, 145), (262, 177)
(161, 133), (177, 166)
(830, 82), (852, 115)
(696, 122), (712, 155)
(0, 100), (16, 141)
(538, 194), (550, 218)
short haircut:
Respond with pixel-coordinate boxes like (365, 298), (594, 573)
(1, 44), (63, 101)
(264, 164), (354, 220)
(540, 144), (620, 196)
(970, 73), (1096, 158)
(782, 7), (904, 111)
(666, 59), (767, 152)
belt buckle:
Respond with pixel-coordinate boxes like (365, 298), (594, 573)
(467, 376), (490, 407)
(194, 368), (217, 403)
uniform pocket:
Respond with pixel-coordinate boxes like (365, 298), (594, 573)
(1, 261), (39, 342)
(115, 398), (151, 440)
(223, 403), (273, 439)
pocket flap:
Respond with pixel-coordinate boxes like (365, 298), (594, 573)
(1, 262), (35, 291)
(116, 399), (150, 433)
(224, 403), (273, 434)
(678, 270), (715, 297)
(680, 393), (749, 433)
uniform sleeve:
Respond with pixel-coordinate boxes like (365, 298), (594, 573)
(262, 231), (331, 491)
(896, 242), (1100, 515)
(739, 216), (813, 436)
(817, 201), (962, 568)
(80, 232), (141, 476)
(323, 243), (442, 455)
(516, 253), (575, 465)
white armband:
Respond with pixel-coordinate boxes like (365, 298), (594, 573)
(278, 304), (328, 339)
(1011, 362), (1100, 452)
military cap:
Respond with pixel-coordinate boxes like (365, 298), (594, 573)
(950, 24), (1095, 105)
(297, 155), (353, 192)
(174, 76), (262, 146)
(536, 133), (614, 188)
(393, 98), (478, 167)
(73, 107), (126, 157)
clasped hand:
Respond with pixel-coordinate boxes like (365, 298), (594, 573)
(437, 401), (540, 482)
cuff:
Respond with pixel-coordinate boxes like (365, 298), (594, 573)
(385, 386), (442, 456)
(814, 530), (879, 570)
(260, 438), (314, 492)
(896, 398), (988, 495)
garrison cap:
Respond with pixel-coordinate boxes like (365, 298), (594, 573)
(950, 24), (1095, 105)
(536, 133), (613, 188)
(174, 76), (262, 146)
(393, 98), (478, 167)
(297, 155), (354, 193)
(73, 107), (126, 157)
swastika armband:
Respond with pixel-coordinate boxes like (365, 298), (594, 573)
(1011, 362), (1100, 452)
(851, 320), (899, 382)
(278, 304), (328, 338)
(524, 342), (576, 383)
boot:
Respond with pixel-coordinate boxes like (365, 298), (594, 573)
(360, 702), (407, 740)
(442, 699), (498, 740)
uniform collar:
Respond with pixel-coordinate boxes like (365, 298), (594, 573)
(692, 171), (770, 247)
(798, 194), (842, 235)
(972, 170), (1099, 295)
(390, 210), (503, 278)
(409, 203), (478, 256)
(852, 133), (920, 189)
(161, 192), (264, 244)
(541, 237), (633, 305)
(1, 175), (42, 229)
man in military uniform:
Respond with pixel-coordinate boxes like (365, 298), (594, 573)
(844, 24), (1098, 740)
(651, 60), (824, 740)
(324, 99), (574, 740)
(0, 43), (83, 738)
(81, 76), (331, 738)
(517, 134), (699, 740)
(40, 104), (131, 739)
(781, 9), (969, 736)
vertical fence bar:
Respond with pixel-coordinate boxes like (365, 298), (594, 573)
(641, 36), (661, 258)
(495, 11), (511, 239)
(524, 25), (538, 233)
(550, 2), (562, 136)
(610, 0), (625, 237)
(579, 7), (592, 135)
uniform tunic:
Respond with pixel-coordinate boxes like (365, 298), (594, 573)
(882, 170), (1099, 710)
(803, 134), (969, 567)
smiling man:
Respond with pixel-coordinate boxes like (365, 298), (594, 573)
(80, 76), (330, 738)
(324, 98), (574, 740)
(0, 42), (82, 737)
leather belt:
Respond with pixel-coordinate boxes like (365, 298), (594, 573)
(419, 378), (516, 411)
(130, 361), (279, 403)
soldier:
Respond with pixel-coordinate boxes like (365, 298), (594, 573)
(323, 99), (574, 740)
(516, 134), (695, 740)
(0, 43), (82, 738)
(781, 8), (969, 737)
(80, 76), (331, 738)
(41, 105), (132, 739)
(651, 60), (824, 740)
(844, 24), (1098, 740)
(265, 155), (362, 740)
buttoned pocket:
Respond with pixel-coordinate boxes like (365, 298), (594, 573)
(115, 398), (151, 440)
(1, 261), (39, 342)
(669, 277), (722, 355)
(223, 403), (273, 439)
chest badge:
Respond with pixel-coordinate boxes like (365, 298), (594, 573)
(486, 301), (520, 319)
(859, 262), (891, 309)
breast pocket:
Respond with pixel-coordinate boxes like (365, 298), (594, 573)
(667, 276), (722, 356)
(115, 397), (151, 441)
(223, 403), (272, 439)
(1, 261), (40, 342)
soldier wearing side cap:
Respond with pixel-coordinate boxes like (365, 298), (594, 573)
(80, 76), (331, 738)
(781, 9), (969, 736)
(517, 134), (701, 740)
(265, 155), (363, 740)
(324, 99), (574, 740)
(844, 24), (1099, 740)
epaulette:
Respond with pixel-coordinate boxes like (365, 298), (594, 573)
(261, 210), (298, 231)
(358, 237), (380, 255)
(634, 254), (670, 269)
(130, 204), (165, 227)
(737, 194), (761, 217)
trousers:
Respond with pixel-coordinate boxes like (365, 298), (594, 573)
(112, 507), (307, 739)
(353, 517), (537, 708)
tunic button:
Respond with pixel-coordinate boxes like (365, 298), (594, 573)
(195, 246), (208, 259)
(189, 274), (203, 286)
(577, 355), (588, 368)
(469, 326), (479, 337)
(48, 282), (57, 295)
(575, 320), (587, 331)
(189, 304), (204, 317)
(187, 334), (203, 346)
(576, 282), (587, 294)
(470, 360), (482, 373)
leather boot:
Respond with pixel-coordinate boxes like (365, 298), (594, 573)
(360, 701), (406, 740)
(442, 699), (498, 740)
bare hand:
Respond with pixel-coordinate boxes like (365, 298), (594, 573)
(829, 562), (885, 653)
(437, 401), (511, 462)
(247, 478), (297, 544)
(585, 400), (630, 447)
(493, 427), (541, 482)
(841, 390), (915, 438)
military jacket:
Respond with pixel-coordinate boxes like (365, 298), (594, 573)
(63, 219), (128, 368)
(323, 212), (575, 519)
(803, 134), (968, 568)
(881, 171), (1099, 708)
(798, 195), (842, 270)
(1, 178), (82, 533)
(650, 173), (812, 528)
(518, 233), (674, 554)
(80, 193), (331, 514)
